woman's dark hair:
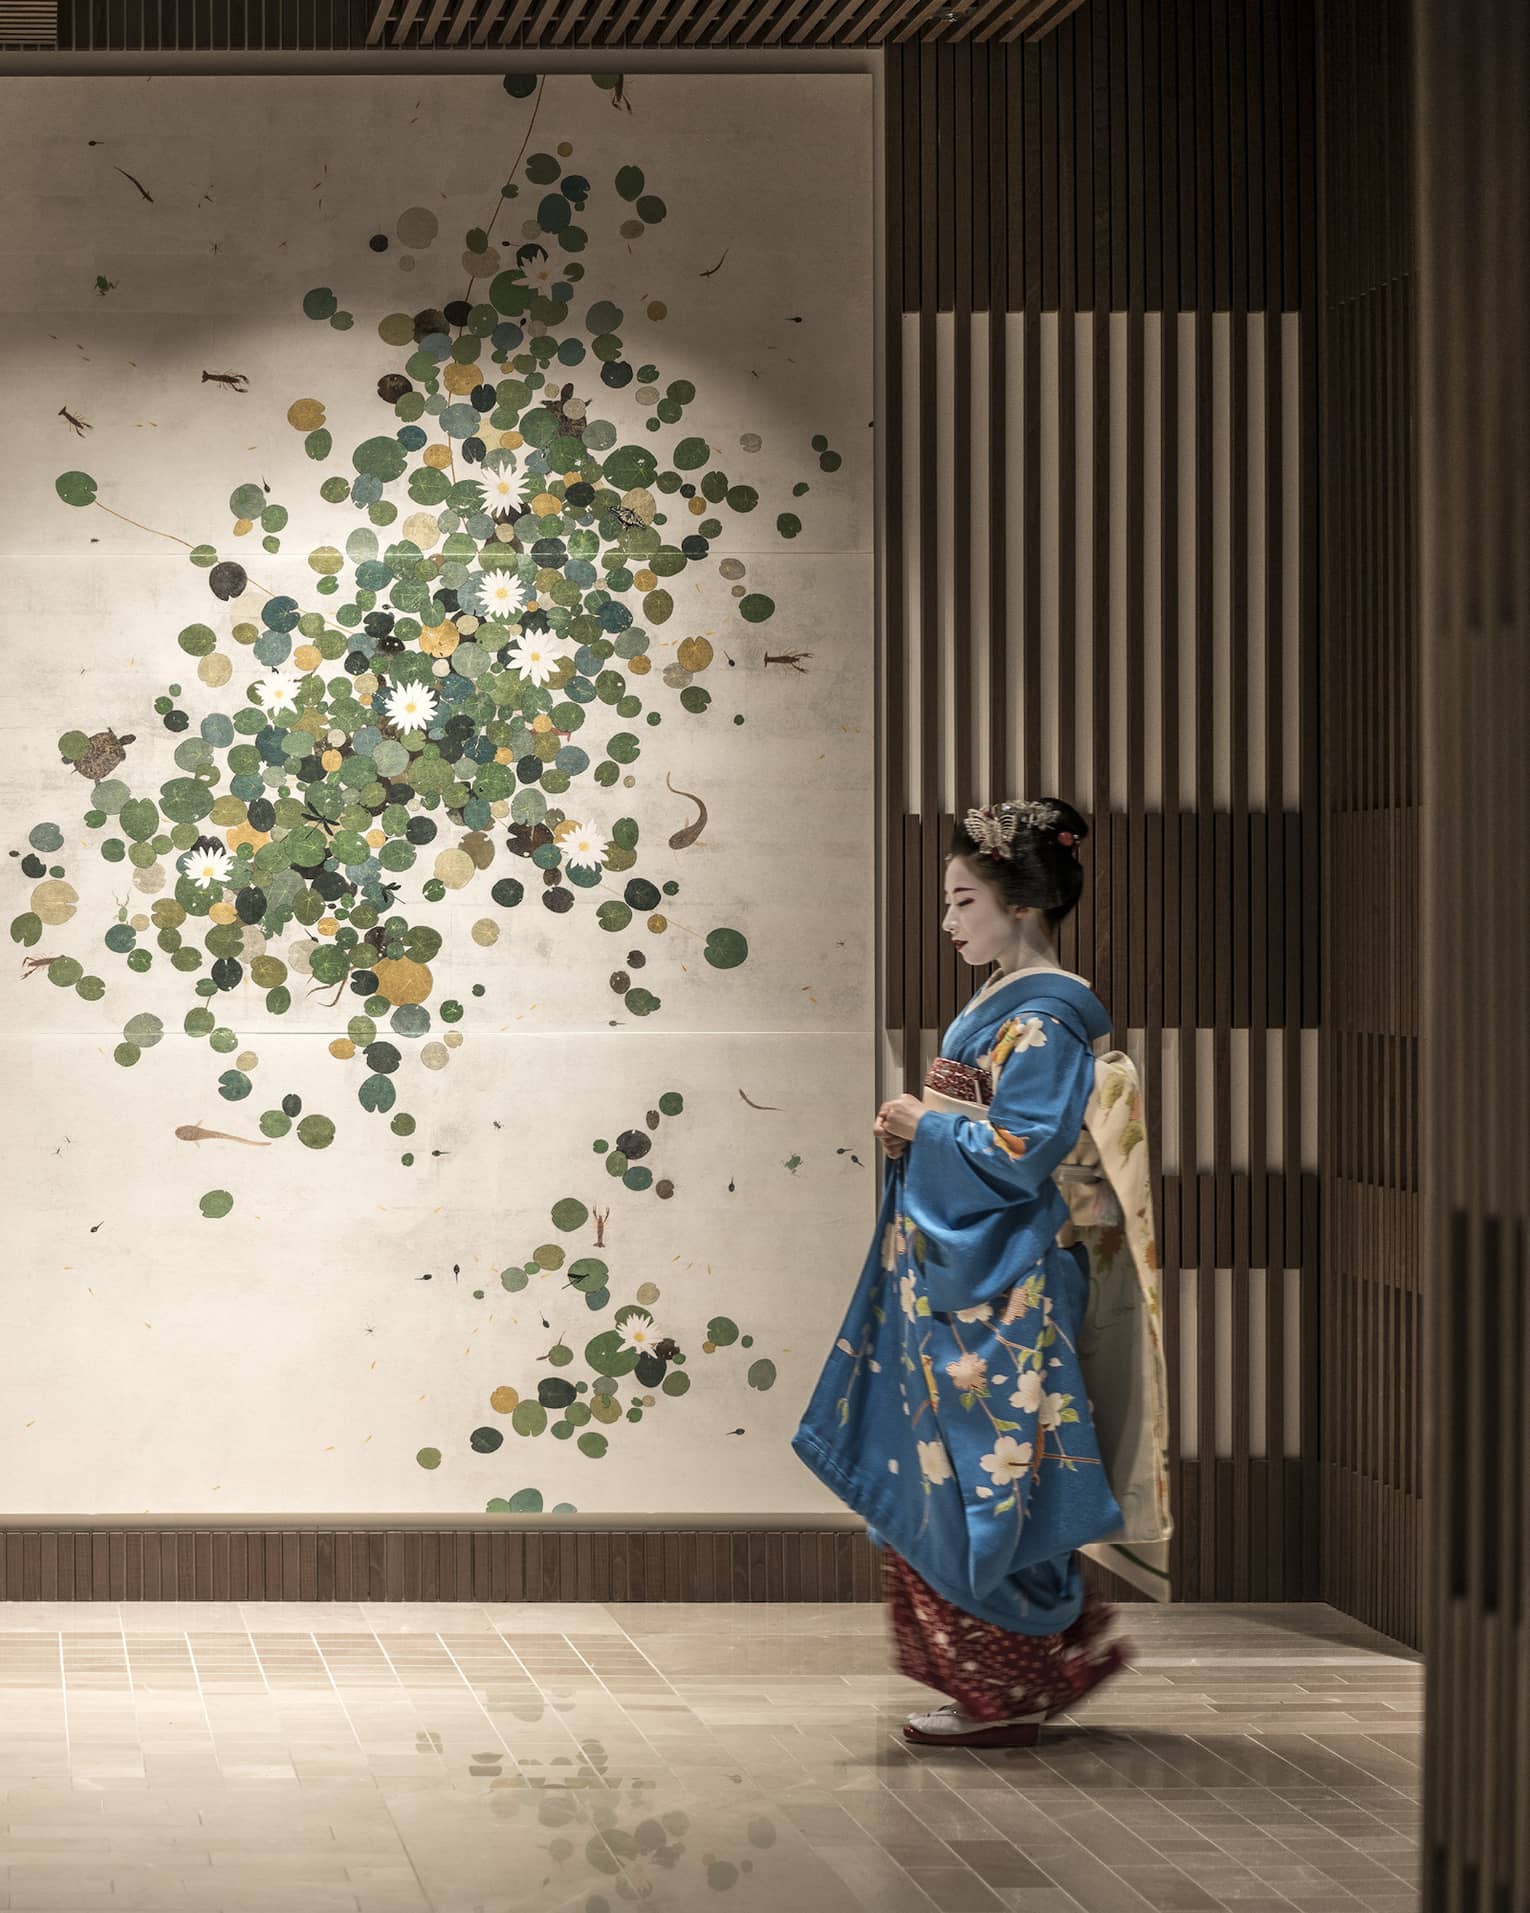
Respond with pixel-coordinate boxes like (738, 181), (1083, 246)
(949, 797), (1090, 929)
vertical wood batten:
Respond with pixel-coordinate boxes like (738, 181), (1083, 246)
(885, 45), (908, 1056)
(952, 43), (973, 810)
(988, 47), (1011, 796)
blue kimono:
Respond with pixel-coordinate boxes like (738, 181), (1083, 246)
(793, 970), (1124, 1635)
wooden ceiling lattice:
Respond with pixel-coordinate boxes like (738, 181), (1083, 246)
(363, 0), (1085, 44)
(0, 0), (57, 46)
(0, 0), (1086, 52)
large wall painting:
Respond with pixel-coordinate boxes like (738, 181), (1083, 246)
(0, 72), (873, 1513)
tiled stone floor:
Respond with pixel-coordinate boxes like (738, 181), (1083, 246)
(0, 1600), (1419, 1913)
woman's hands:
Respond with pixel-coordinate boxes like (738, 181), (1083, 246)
(874, 1092), (926, 1160)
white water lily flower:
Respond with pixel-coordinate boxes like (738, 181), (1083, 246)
(477, 571), (527, 617)
(505, 635), (568, 687)
(917, 1441), (954, 1486)
(179, 845), (233, 886)
(478, 465), (522, 516)
(560, 823), (606, 872)
(256, 670), (301, 715)
(1010, 1371), (1045, 1415)
(980, 1435), (1034, 1485)
(382, 681), (439, 731)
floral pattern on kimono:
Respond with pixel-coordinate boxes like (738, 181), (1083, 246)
(793, 972), (1125, 1636)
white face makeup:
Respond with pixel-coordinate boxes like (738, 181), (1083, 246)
(941, 854), (1024, 967)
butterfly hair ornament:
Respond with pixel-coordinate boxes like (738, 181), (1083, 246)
(963, 799), (1079, 862)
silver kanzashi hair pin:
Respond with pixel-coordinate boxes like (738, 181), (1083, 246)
(964, 799), (1063, 862)
(963, 804), (1019, 859)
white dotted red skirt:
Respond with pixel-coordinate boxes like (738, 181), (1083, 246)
(883, 1548), (1119, 1723)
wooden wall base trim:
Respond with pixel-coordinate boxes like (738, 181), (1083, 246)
(1319, 1467), (1422, 1651)
(0, 1528), (883, 1603)
(0, 1506), (1335, 1611)
(1172, 1458), (1317, 1606)
(1078, 1557), (1157, 1607)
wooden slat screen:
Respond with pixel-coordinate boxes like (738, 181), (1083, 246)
(883, 3), (1322, 1605)
(1415, 0), (1530, 1898)
(1317, 0), (1420, 1650)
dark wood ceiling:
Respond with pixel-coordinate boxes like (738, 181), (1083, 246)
(0, 0), (1086, 51)
(364, 0), (1087, 46)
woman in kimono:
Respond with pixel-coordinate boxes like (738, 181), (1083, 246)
(795, 797), (1156, 1748)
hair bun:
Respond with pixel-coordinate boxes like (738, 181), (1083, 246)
(950, 797), (1088, 926)
(1040, 797), (1089, 855)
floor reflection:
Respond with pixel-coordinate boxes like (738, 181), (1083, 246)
(0, 1600), (1419, 1912)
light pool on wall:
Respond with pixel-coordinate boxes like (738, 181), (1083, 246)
(17, 74), (849, 1183)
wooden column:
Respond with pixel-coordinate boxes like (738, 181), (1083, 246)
(1318, 0), (1422, 1649)
(1416, 0), (1530, 1901)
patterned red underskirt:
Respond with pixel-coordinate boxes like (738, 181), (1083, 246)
(883, 1549), (1117, 1722)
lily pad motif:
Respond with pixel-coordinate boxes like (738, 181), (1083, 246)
(414, 1087), (782, 1501)
(704, 927), (749, 970)
(25, 82), (850, 1322)
(55, 471), (98, 507)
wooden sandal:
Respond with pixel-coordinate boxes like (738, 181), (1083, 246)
(902, 1703), (1046, 1748)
